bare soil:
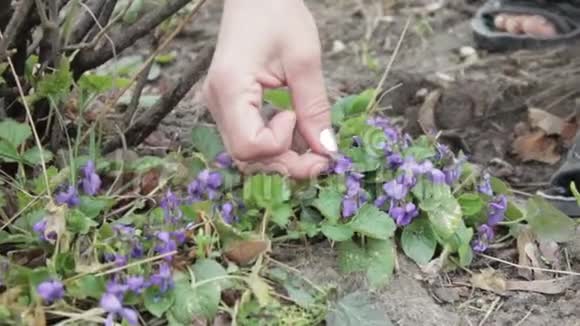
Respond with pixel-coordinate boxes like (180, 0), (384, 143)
(128, 0), (580, 325)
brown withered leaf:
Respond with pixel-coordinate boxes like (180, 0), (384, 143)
(224, 239), (270, 266)
(140, 168), (160, 195)
(418, 90), (441, 135)
(516, 227), (537, 280)
(505, 276), (577, 294)
(561, 113), (578, 146)
(470, 268), (507, 295)
(528, 108), (565, 136)
(512, 130), (561, 165)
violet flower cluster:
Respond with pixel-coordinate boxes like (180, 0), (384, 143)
(332, 156), (368, 218)
(332, 117), (464, 226)
(472, 174), (508, 252)
(55, 160), (102, 208)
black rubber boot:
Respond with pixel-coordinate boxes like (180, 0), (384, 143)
(538, 132), (580, 217)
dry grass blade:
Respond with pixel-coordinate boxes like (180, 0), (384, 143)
(505, 276), (578, 294)
(479, 253), (580, 277)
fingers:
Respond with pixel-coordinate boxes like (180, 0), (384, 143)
(285, 49), (337, 157)
(204, 69), (295, 162)
(237, 151), (330, 180)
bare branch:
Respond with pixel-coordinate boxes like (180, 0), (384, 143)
(72, 0), (191, 76)
(102, 45), (214, 154)
(70, 0), (107, 45)
(0, 0), (34, 62)
(83, 0), (117, 42)
(123, 59), (153, 126)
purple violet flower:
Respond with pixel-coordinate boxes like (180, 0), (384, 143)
(188, 170), (223, 202)
(37, 280), (64, 304)
(33, 219), (57, 242)
(443, 165), (460, 186)
(106, 280), (129, 298)
(478, 173), (494, 196)
(435, 143), (450, 161)
(160, 189), (182, 223)
(487, 195), (507, 226)
(215, 152), (233, 169)
(130, 242), (144, 259)
(374, 195), (388, 208)
(100, 293), (139, 326)
(154, 231), (178, 261)
(341, 172), (367, 218)
(149, 263), (173, 293)
(55, 185), (80, 208)
(81, 160), (102, 196)
(333, 156), (353, 175)
(220, 202), (238, 224)
(342, 197), (360, 218)
(429, 168), (446, 184)
(472, 224), (494, 253)
(383, 179), (409, 201)
(387, 153), (403, 169)
(389, 202), (419, 226)
(126, 276), (145, 294)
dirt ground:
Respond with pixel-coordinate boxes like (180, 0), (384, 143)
(132, 0), (580, 325)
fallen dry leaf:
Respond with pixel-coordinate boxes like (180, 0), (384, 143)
(517, 226), (550, 280)
(44, 202), (67, 247)
(418, 90), (441, 135)
(512, 130), (561, 165)
(524, 242), (549, 280)
(528, 108), (565, 136)
(561, 113), (578, 146)
(470, 268), (507, 295)
(539, 240), (561, 269)
(140, 168), (160, 195)
(505, 276), (577, 295)
(224, 239), (270, 266)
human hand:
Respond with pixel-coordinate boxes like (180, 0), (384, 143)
(203, 0), (337, 179)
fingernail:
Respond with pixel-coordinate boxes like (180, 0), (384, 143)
(320, 128), (338, 153)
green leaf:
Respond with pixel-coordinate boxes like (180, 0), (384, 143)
(264, 88), (292, 110)
(192, 259), (231, 290)
(79, 197), (112, 219)
(0, 140), (20, 162)
(22, 147), (54, 166)
(128, 156), (165, 173)
(401, 217), (436, 265)
(68, 275), (106, 300)
(571, 182), (580, 206)
(313, 188), (343, 224)
(331, 95), (356, 125)
(78, 73), (129, 93)
(243, 174), (290, 208)
(191, 125), (225, 161)
(35, 58), (72, 102)
(321, 224), (354, 242)
(366, 239), (395, 288)
(155, 52), (177, 65)
(181, 201), (212, 222)
(170, 259), (229, 323)
(0, 119), (32, 147)
(337, 240), (369, 273)
(325, 292), (389, 326)
(67, 210), (98, 235)
(345, 89), (374, 116)
(457, 241), (473, 267)
(506, 200), (524, 221)
(145, 287), (175, 318)
(526, 196), (576, 242)
(348, 204), (396, 240)
(54, 252), (76, 276)
(271, 203), (293, 227)
(458, 193), (484, 216)
(419, 185), (462, 240)
(491, 177), (513, 195)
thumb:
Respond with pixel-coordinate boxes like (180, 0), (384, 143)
(286, 58), (338, 156)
